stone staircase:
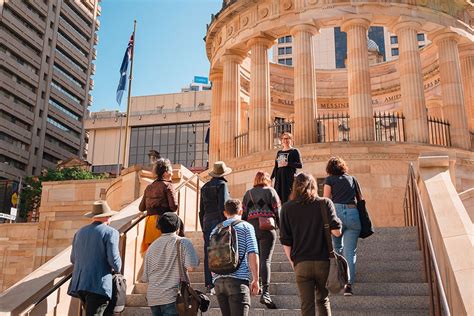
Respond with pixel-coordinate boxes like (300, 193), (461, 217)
(123, 227), (430, 315)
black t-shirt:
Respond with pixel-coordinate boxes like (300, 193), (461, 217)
(279, 198), (341, 265)
(324, 174), (356, 204)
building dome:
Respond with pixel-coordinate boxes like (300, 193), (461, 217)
(368, 38), (380, 53)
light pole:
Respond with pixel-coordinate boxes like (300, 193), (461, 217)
(116, 112), (126, 177)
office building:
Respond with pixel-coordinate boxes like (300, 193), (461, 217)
(0, 0), (101, 180)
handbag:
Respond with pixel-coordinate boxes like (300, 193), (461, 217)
(353, 178), (374, 239)
(320, 199), (349, 294)
(249, 191), (276, 231)
(176, 240), (210, 316)
(103, 273), (127, 314)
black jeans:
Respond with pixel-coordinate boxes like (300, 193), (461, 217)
(77, 291), (110, 316)
(214, 277), (251, 316)
(294, 261), (331, 316)
(203, 217), (222, 288)
(248, 219), (276, 286)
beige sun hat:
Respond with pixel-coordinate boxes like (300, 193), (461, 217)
(208, 161), (232, 178)
(84, 200), (117, 218)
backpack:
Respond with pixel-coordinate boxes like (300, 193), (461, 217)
(207, 220), (243, 275)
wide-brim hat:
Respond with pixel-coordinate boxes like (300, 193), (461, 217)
(208, 161), (232, 178)
(84, 200), (117, 218)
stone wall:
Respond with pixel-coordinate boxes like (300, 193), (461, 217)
(223, 142), (474, 227)
(0, 223), (38, 291)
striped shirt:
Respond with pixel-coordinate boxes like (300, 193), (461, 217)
(141, 233), (199, 306)
(211, 217), (259, 282)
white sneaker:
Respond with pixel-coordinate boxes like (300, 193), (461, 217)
(210, 288), (216, 295)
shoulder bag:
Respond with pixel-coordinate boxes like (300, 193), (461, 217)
(353, 177), (374, 239)
(176, 240), (210, 316)
(249, 190), (276, 231)
(320, 199), (349, 294)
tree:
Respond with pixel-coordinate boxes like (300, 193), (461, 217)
(18, 167), (106, 221)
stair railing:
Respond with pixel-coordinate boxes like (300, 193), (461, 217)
(403, 163), (450, 316)
(0, 171), (204, 315)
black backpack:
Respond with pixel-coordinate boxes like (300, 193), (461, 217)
(207, 220), (243, 275)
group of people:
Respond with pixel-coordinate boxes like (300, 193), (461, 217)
(67, 132), (364, 316)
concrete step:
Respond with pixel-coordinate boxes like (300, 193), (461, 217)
(123, 306), (429, 316)
(133, 282), (429, 296)
(125, 294), (429, 310)
(191, 240), (421, 253)
(185, 227), (419, 241)
(188, 259), (424, 273)
(186, 271), (424, 283)
(195, 250), (423, 263)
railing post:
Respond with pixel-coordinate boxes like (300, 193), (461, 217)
(195, 176), (200, 231)
(119, 233), (127, 275)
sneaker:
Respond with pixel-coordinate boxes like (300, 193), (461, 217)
(210, 288), (216, 295)
(344, 284), (353, 296)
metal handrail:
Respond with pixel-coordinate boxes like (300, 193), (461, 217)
(403, 163), (450, 316)
(21, 172), (204, 314)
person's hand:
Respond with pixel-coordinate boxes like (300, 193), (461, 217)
(250, 279), (260, 296)
(289, 260), (294, 270)
(278, 161), (288, 168)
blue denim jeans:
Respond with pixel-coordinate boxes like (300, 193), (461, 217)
(150, 302), (178, 316)
(332, 203), (361, 285)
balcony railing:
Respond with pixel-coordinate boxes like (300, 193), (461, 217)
(374, 112), (406, 142)
(317, 113), (350, 143)
(428, 116), (451, 147)
(235, 132), (249, 158)
(234, 113), (452, 156)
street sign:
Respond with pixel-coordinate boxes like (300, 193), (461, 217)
(0, 213), (15, 221)
(193, 76), (209, 84)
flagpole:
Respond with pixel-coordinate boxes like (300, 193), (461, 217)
(122, 19), (136, 169)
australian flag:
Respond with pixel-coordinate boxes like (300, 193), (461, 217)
(116, 34), (134, 105)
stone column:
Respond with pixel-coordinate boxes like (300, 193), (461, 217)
(221, 52), (245, 160)
(209, 69), (223, 164)
(393, 21), (429, 143)
(459, 43), (474, 135)
(341, 18), (374, 141)
(290, 24), (319, 145)
(432, 32), (470, 149)
(248, 36), (274, 153)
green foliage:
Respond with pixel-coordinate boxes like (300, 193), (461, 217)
(18, 167), (106, 221)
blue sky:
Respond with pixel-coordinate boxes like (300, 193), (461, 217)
(91, 0), (221, 112)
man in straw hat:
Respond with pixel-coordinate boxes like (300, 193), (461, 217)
(199, 161), (232, 294)
(68, 200), (121, 316)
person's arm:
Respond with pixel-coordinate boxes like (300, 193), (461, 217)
(183, 239), (200, 272)
(248, 252), (260, 295)
(70, 234), (76, 264)
(270, 188), (281, 227)
(287, 149), (303, 169)
(279, 207), (294, 267)
(323, 184), (332, 198)
(106, 229), (122, 273)
(242, 192), (249, 221)
(245, 224), (260, 295)
(270, 153), (278, 179)
(141, 252), (149, 283)
(139, 190), (146, 212)
(282, 245), (294, 270)
(218, 182), (230, 215)
(166, 183), (178, 212)
(326, 199), (342, 237)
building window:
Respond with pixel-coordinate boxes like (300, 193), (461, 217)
(278, 47), (285, 55)
(334, 27), (348, 69)
(128, 122), (209, 169)
(48, 98), (80, 121)
(278, 58), (292, 66)
(285, 35), (292, 43)
(278, 37), (285, 44)
(417, 33), (425, 41)
(391, 48), (399, 56)
(390, 36), (398, 44)
(285, 47), (292, 54)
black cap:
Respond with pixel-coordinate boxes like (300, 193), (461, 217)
(157, 212), (180, 233)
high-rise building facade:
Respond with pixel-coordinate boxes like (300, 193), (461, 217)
(0, 0), (100, 180)
(272, 26), (428, 69)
